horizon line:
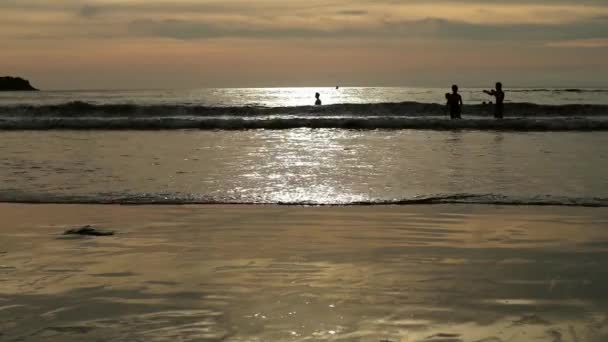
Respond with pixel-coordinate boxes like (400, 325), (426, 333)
(23, 85), (608, 92)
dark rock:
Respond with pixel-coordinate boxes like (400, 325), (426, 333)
(64, 225), (114, 236)
(0, 76), (39, 91)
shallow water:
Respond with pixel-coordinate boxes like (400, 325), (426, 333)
(2, 87), (607, 130)
(1, 204), (607, 341)
(0, 130), (606, 205)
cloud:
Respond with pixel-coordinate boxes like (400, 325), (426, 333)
(2, 0), (608, 89)
(4, 1), (608, 25)
(335, 10), (368, 16)
(546, 38), (608, 48)
(79, 5), (101, 18)
(1, 1), (608, 43)
(3, 1), (608, 45)
(125, 15), (608, 44)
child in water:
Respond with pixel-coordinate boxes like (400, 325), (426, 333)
(446, 85), (463, 119)
(315, 92), (322, 106)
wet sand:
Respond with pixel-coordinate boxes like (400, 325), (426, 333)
(1, 204), (607, 341)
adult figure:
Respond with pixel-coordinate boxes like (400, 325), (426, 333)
(484, 82), (505, 119)
(315, 92), (322, 106)
(446, 85), (463, 119)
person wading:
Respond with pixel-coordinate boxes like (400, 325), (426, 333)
(446, 85), (463, 119)
(484, 82), (505, 119)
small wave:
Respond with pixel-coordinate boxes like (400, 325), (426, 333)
(0, 192), (605, 207)
(508, 88), (608, 93)
(1, 101), (607, 118)
(385, 194), (608, 207)
(0, 116), (607, 131)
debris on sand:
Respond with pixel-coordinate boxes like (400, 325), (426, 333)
(64, 225), (114, 236)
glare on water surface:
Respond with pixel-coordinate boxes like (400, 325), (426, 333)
(242, 129), (368, 204)
(3, 87), (606, 106)
(1, 130), (607, 204)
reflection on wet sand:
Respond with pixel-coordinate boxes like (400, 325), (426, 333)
(1, 204), (607, 341)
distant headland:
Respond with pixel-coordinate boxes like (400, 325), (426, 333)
(0, 76), (39, 91)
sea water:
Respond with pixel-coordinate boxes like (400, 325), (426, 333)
(0, 130), (606, 206)
(0, 87), (606, 206)
(1, 88), (608, 342)
(2, 87), (608, 106)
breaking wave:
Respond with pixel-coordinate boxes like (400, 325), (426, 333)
(1, 101), (607, 117)
(508, 88), (608, 93)
(0, 191), (606, 207)
(1, 101), (607, 130)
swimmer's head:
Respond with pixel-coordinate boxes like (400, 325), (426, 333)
(496, 82), (502, 90)
(452, 85), (458, 92)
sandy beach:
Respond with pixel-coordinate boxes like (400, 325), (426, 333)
(1, 204), (607, 341)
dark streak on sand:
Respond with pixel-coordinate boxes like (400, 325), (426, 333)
(63, 225), (114, 236)
(92, 272), (137, 277)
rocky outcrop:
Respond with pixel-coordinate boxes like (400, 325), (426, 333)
(0, 76), (38, 91)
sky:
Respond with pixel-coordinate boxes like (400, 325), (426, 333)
(1, 0), (608, 89)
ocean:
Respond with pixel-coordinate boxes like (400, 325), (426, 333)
(1, 87), (608, 341)
(1, 87), (608, 130)
(1, 130), (607, 206)
(0, 87), (607, 206)
(3, 87), (608, 106)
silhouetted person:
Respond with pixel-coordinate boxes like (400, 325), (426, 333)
(446, 85), (462, 119)
(315, 92), (322, 106)
(444, 93), (451, 116)
(484, 82), (505, 119)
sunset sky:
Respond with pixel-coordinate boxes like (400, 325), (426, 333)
(2, 0), (608, 89)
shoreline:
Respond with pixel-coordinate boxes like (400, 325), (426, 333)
(1, 116), (608, 131)
(0, 202), (607, 208)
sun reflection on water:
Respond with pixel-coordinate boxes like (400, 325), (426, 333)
(241, 128), (368, 204)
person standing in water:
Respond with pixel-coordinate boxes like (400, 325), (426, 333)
(315, 92), (322, 106)
(446, 85), (463, 119)
(484, 82), (505, 119)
